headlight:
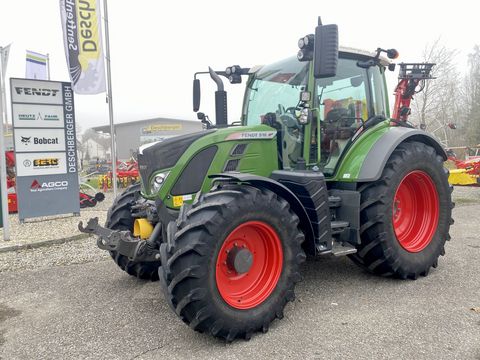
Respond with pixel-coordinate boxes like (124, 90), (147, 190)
(150, 172), (169, 194)
(298, 108), (310, 124)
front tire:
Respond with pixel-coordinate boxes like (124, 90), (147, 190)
(350, 141), (454, 279)
(106, 184), (161, 281)
(159, 184), (305, 341)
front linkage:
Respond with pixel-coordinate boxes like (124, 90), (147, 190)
(78, 217), (161, 263)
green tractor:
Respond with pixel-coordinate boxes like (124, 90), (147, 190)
(79, 18), (453, 341)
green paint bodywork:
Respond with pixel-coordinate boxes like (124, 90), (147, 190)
(140, 55), (398, 208)
(330, 120), (390, 182)
(142, 124), (279, 208)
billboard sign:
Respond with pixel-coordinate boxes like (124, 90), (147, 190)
(14, 128), (66, 152)
(11, 78), (80, 220)
(12, 104), (65, 128)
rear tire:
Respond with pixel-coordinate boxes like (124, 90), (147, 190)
(159, 184), (305, 341)
(350, 141), (454, 279)
(106, 184), (161, 281)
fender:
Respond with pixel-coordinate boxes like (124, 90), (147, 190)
(334, 125), (447, 182)
(209, 172), (315, 249)
(358, 127), (446, 181)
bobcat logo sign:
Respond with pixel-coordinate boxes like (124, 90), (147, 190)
(21, 136), (31, 145)
(30, 179), (69, 192)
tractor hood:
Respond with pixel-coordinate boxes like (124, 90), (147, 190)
(137, 130), (215, 189)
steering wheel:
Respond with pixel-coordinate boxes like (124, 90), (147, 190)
(276, 104), (300, 133)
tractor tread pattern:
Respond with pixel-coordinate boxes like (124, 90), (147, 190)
(349, 141), (454, 280)
(159, 184), (305, 341)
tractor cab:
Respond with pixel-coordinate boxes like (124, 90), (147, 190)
(241, 49), (390, 174)
(193, 17), (395, 176)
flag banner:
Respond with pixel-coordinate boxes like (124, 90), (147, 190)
(1, 44), (11, 75)
(25, 50), (48, 80)
(59, 0), (106, 94)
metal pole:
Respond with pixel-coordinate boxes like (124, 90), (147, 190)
(103, 0), (118, 198)
(0, 47), (8, 134)
(0, 48), (10, 240)
(47, 53), (51, 80)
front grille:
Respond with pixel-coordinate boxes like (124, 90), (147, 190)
(224, 159), (240, 172)
(231, 143), (248, 156)
(137, 153), (150, 190)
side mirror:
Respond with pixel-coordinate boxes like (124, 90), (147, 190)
(313, 19), (338, 78)
(386, 48), (399, 59)
(193, 79), (201, 112)
(197, 112), (205, 120)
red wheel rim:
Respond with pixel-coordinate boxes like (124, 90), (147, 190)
(216, 221), (283, 310)
(392, 170), (439, 252)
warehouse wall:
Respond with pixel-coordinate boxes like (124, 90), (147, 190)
(93, 118), (203, 160)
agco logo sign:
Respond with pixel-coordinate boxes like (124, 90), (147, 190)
(30, 179), (68, 192)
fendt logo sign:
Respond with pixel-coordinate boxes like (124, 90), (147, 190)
(15, 87), (60, 97)
(11, 79), (63, 105)
(30, 179), (68, 192)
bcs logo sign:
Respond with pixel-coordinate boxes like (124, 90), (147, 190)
(33, 158), (60, 167)
(30, 179), (68, 192)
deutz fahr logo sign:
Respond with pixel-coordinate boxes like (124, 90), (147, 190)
(18, 112), (60, 121)
(30, 179), (68, 192)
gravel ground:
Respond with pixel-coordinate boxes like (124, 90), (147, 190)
(0, 237), (109, 273)
(0, 191), (117, 250)
(0, 189), (478, 359)
(0, 186), (478, 274)
(451, 185), (480, 204)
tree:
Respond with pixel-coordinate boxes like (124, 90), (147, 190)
(464, 45), (480, 146)
(95, 134), (112, 158)
(410, 39), (460, 147)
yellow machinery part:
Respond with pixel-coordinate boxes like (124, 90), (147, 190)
(133, 218), (154, 240)
(448, 168), (479, 186)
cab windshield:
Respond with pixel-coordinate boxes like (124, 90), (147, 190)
(242, 57), (308, 126)
(242, 57), (308, 169)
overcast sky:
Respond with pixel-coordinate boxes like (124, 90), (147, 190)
(1, 0), (479, 133)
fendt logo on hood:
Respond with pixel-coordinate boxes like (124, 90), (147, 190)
(30, 179), (68, 192)
(15, 87), (60, 97)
